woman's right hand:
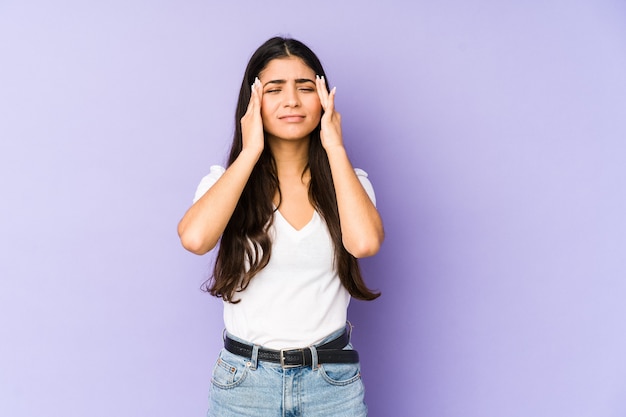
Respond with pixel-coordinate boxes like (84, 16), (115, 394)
(240, 77), (265, 155)
(178, 81), (267, 255)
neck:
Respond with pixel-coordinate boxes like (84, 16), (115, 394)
(267, 136), (310, 177)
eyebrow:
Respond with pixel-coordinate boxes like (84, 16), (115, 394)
(263, 78), (316, 87)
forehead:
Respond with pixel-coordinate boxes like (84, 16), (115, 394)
(259, 57), (315, 80)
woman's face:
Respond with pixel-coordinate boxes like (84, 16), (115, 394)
(258, 57), (322, 142)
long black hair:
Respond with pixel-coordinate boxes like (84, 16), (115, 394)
(206, 37), (380, 303)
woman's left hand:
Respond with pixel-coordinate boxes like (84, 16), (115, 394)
(316, 75), (343, 150)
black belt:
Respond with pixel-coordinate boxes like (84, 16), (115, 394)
(224, 330), (359, 368)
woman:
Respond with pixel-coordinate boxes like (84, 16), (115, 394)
(178, 37), (384, 417)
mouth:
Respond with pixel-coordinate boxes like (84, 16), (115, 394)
(278, 115), (305, 122)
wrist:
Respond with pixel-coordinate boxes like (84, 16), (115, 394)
(239, 146), (263, 162)
(323, 143), (347, 157)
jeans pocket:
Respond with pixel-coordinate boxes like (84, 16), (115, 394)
(319, 362), (362, 386)
(211, 349), (249, 389)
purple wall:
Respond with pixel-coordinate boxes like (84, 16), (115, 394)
(2, 1), (626, 416)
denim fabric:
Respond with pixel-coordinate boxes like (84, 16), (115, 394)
(207, 327), (367, 417)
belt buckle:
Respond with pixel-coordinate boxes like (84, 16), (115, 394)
(279, 348), (305, 369)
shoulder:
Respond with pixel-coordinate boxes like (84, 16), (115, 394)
(354, 168), (377, 206)
(192, 165), (226, 203)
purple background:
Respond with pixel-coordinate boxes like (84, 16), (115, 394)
(2, 1), (626, 416)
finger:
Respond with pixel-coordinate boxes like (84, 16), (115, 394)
(316, 75), (328, 109)
(315, 75), (323, 105)
(254, 77), (263, 99)
(247, 78), (263, 114)
(247, 81), (257, 112)
(327, 86), (336, 113)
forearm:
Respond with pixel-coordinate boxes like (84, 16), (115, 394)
(325, 146), (384, 258)
(177, 149), (261, 255)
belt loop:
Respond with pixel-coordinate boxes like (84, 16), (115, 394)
(250, 345), (259, 370)
(309, 345), (319, 370)
(346, 320), (354, 342)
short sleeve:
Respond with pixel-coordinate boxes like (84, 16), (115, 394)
(192, 165), (226, 203)
(354, 168), (377, 207)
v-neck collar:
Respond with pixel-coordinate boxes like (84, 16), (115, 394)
(274, 209), (318, 235)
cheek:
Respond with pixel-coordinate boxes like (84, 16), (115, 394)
(312, 95), (321, 109)
(314, 107), (323, 125)
(260, 99), (273, 123)
(260, 107), (270, 123)
(308, 97), (322, 119)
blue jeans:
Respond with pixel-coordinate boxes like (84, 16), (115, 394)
(207, 327), (368, 417)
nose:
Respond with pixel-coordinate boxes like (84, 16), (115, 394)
(283, 85), (300, 107)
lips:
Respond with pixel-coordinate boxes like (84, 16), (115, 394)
(278, 114), (305, 122)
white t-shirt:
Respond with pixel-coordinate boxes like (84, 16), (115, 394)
(193, 165), (376, 349)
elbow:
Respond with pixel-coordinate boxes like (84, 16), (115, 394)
(344, 232), (384, 259)
(180, 236), (210, 255)
(178, 225), (214, 255)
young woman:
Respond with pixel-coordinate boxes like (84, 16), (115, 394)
(178, 37), (384, 417)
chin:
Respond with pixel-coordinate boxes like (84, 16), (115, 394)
(268, 128), (316, 141)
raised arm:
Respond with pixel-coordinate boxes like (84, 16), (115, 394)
(177, 78), (265, 255)
(316, 76), (384, 258)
